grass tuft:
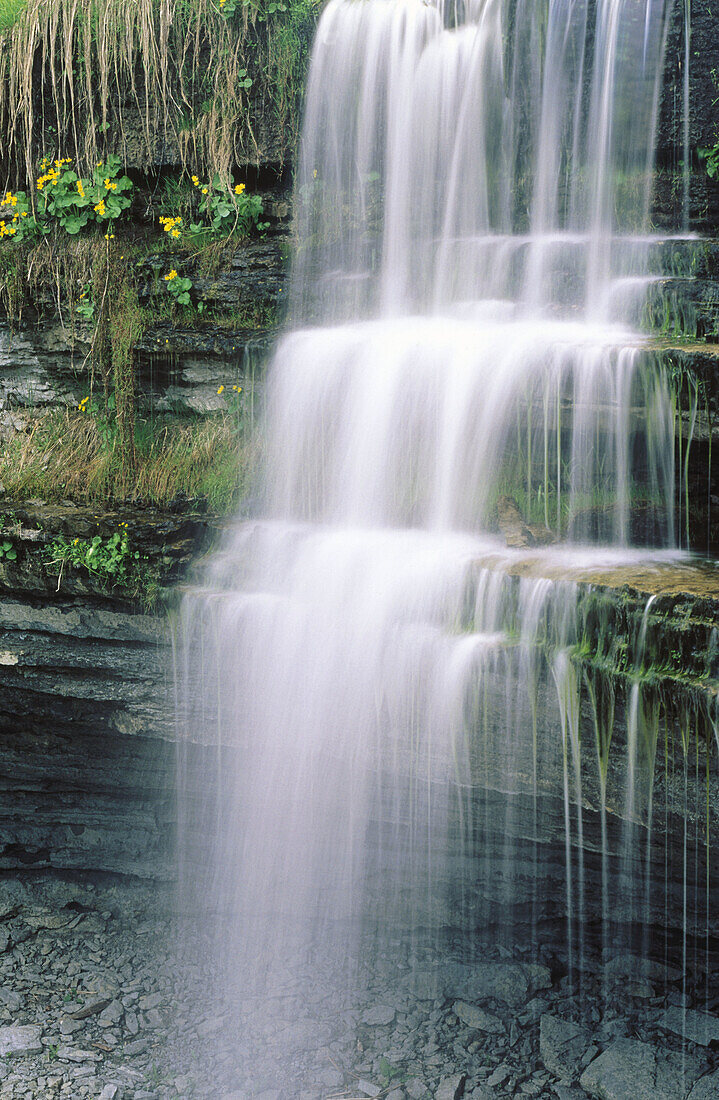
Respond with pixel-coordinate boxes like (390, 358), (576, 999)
(0, 0), (25, 33)
(0, 409), (260, 511)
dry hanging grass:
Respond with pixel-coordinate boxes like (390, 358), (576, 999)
(0, 0), (318, 190)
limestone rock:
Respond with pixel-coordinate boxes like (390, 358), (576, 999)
(357, 1080), (381, 1098)
(98, 1086), (121, 1100)
(658, 1006), (719, 1046)
(0, 1025), (43, 1057)
(540, 1014), (591, 1081)
(603, 954), (682, 984)
(361, 1004), (396, 1026)
(453, 1001), (504, 1033)
(579, 1039), (697, 1100)
(435, 1073), (466, 1100)
(688, 1070), (719, 1099)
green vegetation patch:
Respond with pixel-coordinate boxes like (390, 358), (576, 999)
(0, 0), (321, 191)
(0, 405), (260, 512)
(0, 0), (25, 33)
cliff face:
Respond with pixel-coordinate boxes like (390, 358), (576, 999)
(0, 506), (218, 881)
(655, 0), (719, 231)
(0, 0), (716, 921)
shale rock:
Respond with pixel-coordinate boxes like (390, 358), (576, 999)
(539, 1014), (591, 1081)
(658, 1006), (719, 1046)
(579, 1039), (698, 1100)
(0, 1025), (43, 1057)
(688, 1070), (719, 1099)
(452, 1001), (504, 1033)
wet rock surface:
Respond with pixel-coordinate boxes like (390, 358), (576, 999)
(1, 878), (717, 1099)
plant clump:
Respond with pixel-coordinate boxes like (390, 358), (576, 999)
(0, 0), (321, 192)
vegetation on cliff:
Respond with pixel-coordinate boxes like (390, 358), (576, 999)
(0, 0), (320, 188)
(0, 0), (312, 517)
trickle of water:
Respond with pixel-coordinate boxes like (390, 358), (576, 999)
(175, 0), (710, 1087)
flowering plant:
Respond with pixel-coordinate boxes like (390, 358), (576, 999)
(187, 173), (264, 236)
(35, 153), (133, 235)
(164, 268), (193, 306)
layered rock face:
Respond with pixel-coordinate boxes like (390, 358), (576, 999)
(0, 507), (218, 881)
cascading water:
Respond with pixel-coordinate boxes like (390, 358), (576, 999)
(175, 0), (711, 1092)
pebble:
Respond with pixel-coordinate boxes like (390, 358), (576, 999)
(357, 1080), (382, 1097)
(98, 1086), (120, 1100)
(0, 1025), (43, 1057)
(0, 890), (715, 1100)
(362, 1004), (396, 1025)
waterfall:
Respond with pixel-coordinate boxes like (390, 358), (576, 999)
(176, 0), (693, 1090)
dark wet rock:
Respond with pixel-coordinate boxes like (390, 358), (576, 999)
(579, 1039), (698, 1100)
(486, 1064), (512, 1087)
(454, 961), (550, 1007)
(68, 996), (113, 1020)
(688, 1070), (719, 1099)
(603, 954), (682, 984)
(658, 1006), (719, 1047)
(539, 1014), (592, 1082)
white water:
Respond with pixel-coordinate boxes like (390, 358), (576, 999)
(176, 0), (700, 1084)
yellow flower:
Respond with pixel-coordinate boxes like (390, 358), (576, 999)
(104, 233), (115, 240)
(164, 270), (178, 281)
(234, 183), (245, 195)
(201, 187), (208, 195)
(76, 181), (84, 197)
(94, 200), (106, 215)
(217, 385), (224, 394)
(191, 175), (199, 186)
(171, 228), (180, 238)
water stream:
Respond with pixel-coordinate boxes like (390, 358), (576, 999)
(176, 0), (714, 1091)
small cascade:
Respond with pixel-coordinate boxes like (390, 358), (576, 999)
(175, 0), (718, 1091)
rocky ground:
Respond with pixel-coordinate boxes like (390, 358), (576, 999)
(1, 878), (719, 1100)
